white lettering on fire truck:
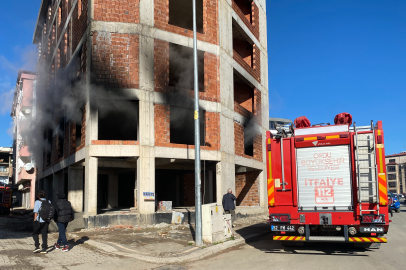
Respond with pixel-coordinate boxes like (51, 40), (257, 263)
(304, 177), (344, 186)
(300, 152), (345, 171)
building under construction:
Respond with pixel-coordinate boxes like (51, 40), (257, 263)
(32, 0), (269, 226)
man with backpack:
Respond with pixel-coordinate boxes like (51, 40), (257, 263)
(33, 190), (54, 254)
(53, 192), (73, 252)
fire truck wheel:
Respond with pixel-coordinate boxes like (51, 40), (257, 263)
(281, 241), (305, 247)
(396, 208), (401, 213)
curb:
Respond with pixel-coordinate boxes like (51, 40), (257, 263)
(78, 230), (271, 264)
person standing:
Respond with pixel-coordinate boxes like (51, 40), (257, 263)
(33, 190), (53, 254)
(222, 188), (237, 227)
(53, 192), (73, 252)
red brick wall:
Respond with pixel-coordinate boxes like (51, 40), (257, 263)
(204, 112), (220, 149)
(154, 104), (220, 151)
(232, 0), (260, 41)
(154, 40), (169, 93)
(253, 88), (261, 125)
(233, 38), (252, 67)
(234, 81), (253, 113)
(235, 171), (260, 206)
(154, 0), (218, 45)
(154, 39), (219, 102)
(72, 0), (88, 53)
(94, 0), (140, 23)
(234, 123), (244, 156)
(234, 123), (262, 162)
(69, 105), (86, 154)
(253, 133), (262, 161)
(92, 32), (139, 88)
(233, 43), (261, 82)
(155, 104), (170, 146)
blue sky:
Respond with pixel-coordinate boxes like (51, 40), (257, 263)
(0, 1), (404, 155)
(0, 1), (40, 147)
(267, 0), (406, 155)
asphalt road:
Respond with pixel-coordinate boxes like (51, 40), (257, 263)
(185, 202), (406, 270)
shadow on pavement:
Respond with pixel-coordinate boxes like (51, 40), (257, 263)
(235, 223), (370, 257)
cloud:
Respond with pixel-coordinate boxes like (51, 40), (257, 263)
(0, 45), (37, 74)
(0, 88), (14, 115)
(6, 121), (14, 139)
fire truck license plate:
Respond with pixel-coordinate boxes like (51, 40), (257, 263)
(271, 225), (295, 232)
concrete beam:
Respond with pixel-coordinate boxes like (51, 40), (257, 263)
(234, 155), (266, 171)
(89, 145), (140, 157)
(154, 147), (221, 161)
(90, 21), (219, 56)
(98, 159), (138, 169)
(153, 92), (222, 113)
(39, 148), (86, 179)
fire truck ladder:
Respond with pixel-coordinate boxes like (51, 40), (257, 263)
(354, 121), (379, 215)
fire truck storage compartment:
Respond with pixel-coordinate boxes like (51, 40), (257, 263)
(296, 145), (353, 211)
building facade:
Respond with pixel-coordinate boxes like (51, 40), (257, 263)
(10, 70), (37, 209)
(0, 147), (13, 187)
(32, 0), (268, 223)
(385, 152), (406, 194)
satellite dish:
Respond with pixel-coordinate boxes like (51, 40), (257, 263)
(24, 163), (34, 172)
(24, 108), (31, 114)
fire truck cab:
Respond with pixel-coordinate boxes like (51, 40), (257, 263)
(267, 115), (389, 248)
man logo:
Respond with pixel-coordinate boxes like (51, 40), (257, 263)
(361, 227), (384, 233)
(312, 141), (318, 146)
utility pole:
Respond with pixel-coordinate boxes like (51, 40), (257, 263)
(192, 0), (202, 246)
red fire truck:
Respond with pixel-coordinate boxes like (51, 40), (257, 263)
(267, 114), (389, 248)
(0, 186), (12, 214)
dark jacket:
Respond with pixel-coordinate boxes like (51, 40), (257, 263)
(222, 192), (236, 211)
(54, 194), (73, 223)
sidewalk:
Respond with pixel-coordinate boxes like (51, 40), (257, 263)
(68, 214), (271, 264)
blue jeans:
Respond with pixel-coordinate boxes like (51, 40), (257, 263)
(57, 222), (68, 246)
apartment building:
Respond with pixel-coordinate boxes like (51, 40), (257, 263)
(32, 0), (268, 226)
(385, 152), (406, 194)
(10, 70), (37, 209)
(0, 147), (13, 187)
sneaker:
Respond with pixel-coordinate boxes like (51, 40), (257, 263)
(33, 248), (41, 253)
(62, 245), (69, 252)
(40, 249), (47, 254)
(54, 243), (60, 249)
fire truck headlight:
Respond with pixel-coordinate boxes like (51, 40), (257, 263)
(348, 226), (357, 235)
(298, 226), (305, 235)
(336, 226), (342, 231)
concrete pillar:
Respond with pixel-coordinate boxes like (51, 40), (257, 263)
(68, 166), (84, 213)
(53, 171), (64, 202)
(108, 174), (118, 208)
(137, 151), (155, 214)
(137, 3), (156, 214)
(84, 157), (98, 216)
(216, 161), (235, 205)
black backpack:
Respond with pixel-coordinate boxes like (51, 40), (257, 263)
(38, 200), (54, 222)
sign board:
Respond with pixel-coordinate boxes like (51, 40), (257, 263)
(296, 145), (352, 211)
(143, 192), (155, 201)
